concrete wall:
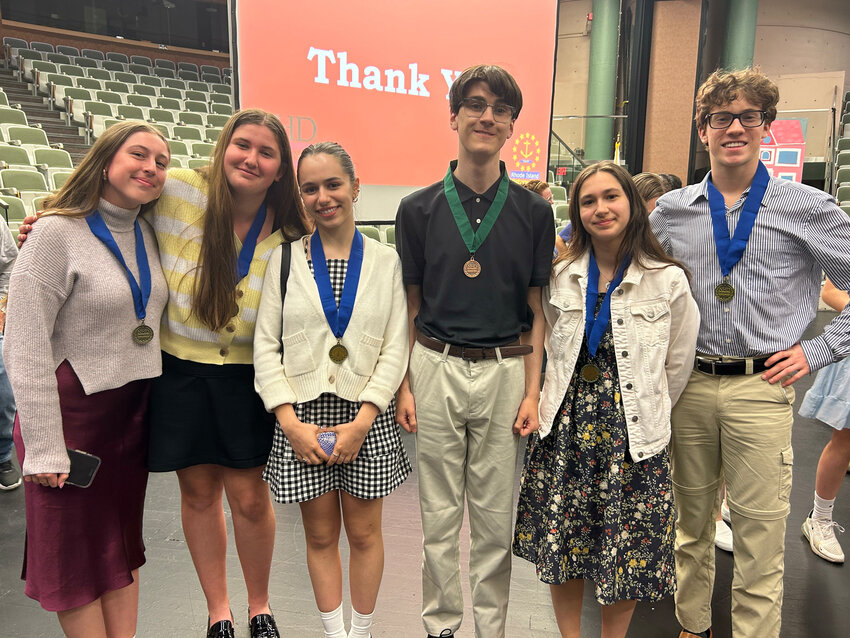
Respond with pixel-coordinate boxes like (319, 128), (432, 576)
(552, 0), (593, 151)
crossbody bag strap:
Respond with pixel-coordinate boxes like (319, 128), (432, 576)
(279, 241), (291, 364)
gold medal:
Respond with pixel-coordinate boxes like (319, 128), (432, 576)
(132, 323), (154, 345)
(715, 280), (735, 302)
(463, 257), (481, 278)
(329, 342), (348, 363)
(580, 363), (600, 382)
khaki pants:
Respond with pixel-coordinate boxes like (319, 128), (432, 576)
(409, 341), (525, 638)
(670, 370), (794, 638)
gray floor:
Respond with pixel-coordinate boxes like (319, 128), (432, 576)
(1, 313), (849, 637)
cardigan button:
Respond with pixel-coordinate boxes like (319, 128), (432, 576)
(617, 289), (624, 295)
(648, 310), (655, 318)
(622, 351), (628, 357)
(632, 416), (638, 422)
(236, 290), (244, 299)
(225, 324), (235, 333)
(637, 451), (644, 458)
(220, 348), (229, 357)
(329, 375), (335, 384)
(625, 383), (633, 390)
(617, 318), (623, 325)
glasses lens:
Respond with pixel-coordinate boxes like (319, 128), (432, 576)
(492, 105), (514, 121)
(708, 112), (733, 128)
(463, 99), (486, 116)
(740, 111), (764, 127)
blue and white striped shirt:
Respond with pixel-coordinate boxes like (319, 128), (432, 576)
(651, 173), (850, 372)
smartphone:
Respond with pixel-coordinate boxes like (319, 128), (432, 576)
(65, 449), (101, 488)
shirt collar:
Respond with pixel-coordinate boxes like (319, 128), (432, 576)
(449, 160), (507, 205)
(689, 167), (775, 209)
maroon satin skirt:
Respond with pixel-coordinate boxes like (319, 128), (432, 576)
(13, 360), (152, 612)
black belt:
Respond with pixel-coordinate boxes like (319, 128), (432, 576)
(694, 355), (771, 376)
(416, 334), (532, 361)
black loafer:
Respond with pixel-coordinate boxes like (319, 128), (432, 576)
(249, 613), (280, 638)
(427, 631), (455, 638)
(207, 619), (235, 638)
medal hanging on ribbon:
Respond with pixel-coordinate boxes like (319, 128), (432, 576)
(236, 202), (267, 280)
(311, 228), (364, 364)
(582, 250), (628, 383)
(443, 163), (510, 278)
(706, 161), (770, 302)
(85, 211), (153, 345)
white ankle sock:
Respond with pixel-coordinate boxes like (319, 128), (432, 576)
(348, 607), (374, 638)
(319, 603), (347, 638)
(813, 491), (835, 521)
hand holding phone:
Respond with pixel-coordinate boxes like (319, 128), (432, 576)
(65, 449), (101, 488)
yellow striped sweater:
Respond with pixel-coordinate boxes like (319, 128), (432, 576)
(147, 168), (284, 365)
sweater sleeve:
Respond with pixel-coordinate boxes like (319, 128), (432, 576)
(4, 222), (74, 475)
(357, 252), (409, 412)
(253, 243), (298, 411)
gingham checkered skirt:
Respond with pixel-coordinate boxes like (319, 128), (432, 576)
(262, 255), (411, 502)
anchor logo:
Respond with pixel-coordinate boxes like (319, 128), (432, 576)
(509, 132), (542, 180)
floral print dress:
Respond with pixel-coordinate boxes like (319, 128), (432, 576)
(513, 294), (676, 605)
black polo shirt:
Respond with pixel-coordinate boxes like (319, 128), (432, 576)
(395, 161), (554, 347)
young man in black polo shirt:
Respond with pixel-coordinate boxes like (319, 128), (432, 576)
(395, 65), (555, 638)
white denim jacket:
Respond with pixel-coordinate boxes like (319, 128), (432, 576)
(538, 250), (700, 462)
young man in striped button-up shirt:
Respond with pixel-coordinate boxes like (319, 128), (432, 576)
(651, 68), (850, 638)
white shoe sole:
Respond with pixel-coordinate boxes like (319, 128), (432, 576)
(802, 518), (845, 564)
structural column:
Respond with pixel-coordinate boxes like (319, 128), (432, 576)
(584, 0), (619, 161)
(721, 0), (759, 70)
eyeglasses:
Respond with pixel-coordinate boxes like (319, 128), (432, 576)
(705, 110), (767, 129)
(460, 98), (516, 123)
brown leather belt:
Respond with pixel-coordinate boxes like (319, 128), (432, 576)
(416, 333), (532, 361)
(694, 354), (772, 376)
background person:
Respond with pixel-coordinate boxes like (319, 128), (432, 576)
(5, 121), (170, 638)
(798, 278), (850, 564)
(513, 161), (699, 638)
(0, 216), (19, 492)
(254, 141), (410, 638)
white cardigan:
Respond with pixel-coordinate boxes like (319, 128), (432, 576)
(254, 235), (408, 414)
(538, 251), (700, 461)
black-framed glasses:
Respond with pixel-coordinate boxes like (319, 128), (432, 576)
(460, 97), (516, 122)
(705, 110), (767, 129)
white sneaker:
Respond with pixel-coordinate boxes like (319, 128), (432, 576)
(714, 519), (733, 552)
(802, 514), (845, 563)
(720, 500), (731, 524)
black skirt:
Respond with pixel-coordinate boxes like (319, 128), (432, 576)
(148, 352), (275, 471)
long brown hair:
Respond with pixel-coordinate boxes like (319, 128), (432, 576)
(555, 161), (689, 279)
(192, 109), (309, 331)
(41, 121), (169, 218)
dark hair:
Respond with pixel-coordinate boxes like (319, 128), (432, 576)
(556, 161), (689, 280)
(298, 141), (356, 184)
(448, 65), (522, 119)
(192, 108), (309, 331)
(694, 67), (779, 130)
(660, 173), (682, 190)
(632, 172), (669, 203)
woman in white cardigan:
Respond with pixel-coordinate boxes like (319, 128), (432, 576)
(253, 142), (410, 638)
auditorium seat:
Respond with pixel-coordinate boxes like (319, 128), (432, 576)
(87, 67), (112, 81)
(0, 145), (34, 170)
(210, 103), (232, 115)
(56, 45), (80, 57)
(29, 41), (54, 54)
(209, 93), (231, 106)
(359, 226), (381, 241)
(172, 125), (205, 142)
(163, 78), (187, 90)
(0, 195), (28, 230)
(178, 62), (199, 74)
(105, 51), (128, 64)
(154, 67), (176, 79)
(206, 113), (229, 128)
(104, 81), (131, 95)
(129, 63), (151, 75)
(58, 64), (86, 78)
(0, 168), (50, 210)
(45, 53), (72, 66)
(139, 75), (163, 88)
(178, 69), (200, 82)
(116, 104), (147, 121)
(155, 58), (176, 71)
(131, 55), (153, 67)
(95, 90), (123, 106)
(102, 60), (126, 73)
(132, 84), (158, 97)
(178, 111), (204, 126)
(549, 184), (568, 201)
(126, 94), (153, 108)
(75, 77), (102, 91)
(73, 56), (99, 69)
(82, 48), (106, 62)
(184, 100), (208, 113)
(159, 86), (184, 100)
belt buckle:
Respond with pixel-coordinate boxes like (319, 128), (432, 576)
(461, 346), (483, 362)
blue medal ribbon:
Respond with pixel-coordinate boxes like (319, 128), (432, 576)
(311, 228), (364, 341)
(584, 250), (628, 358)
(236, 202), (267, 280)
(86, 210), (151, 321)
(706, 161), (769, 281)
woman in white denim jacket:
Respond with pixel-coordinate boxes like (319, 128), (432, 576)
(513, 161), (699, 638)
